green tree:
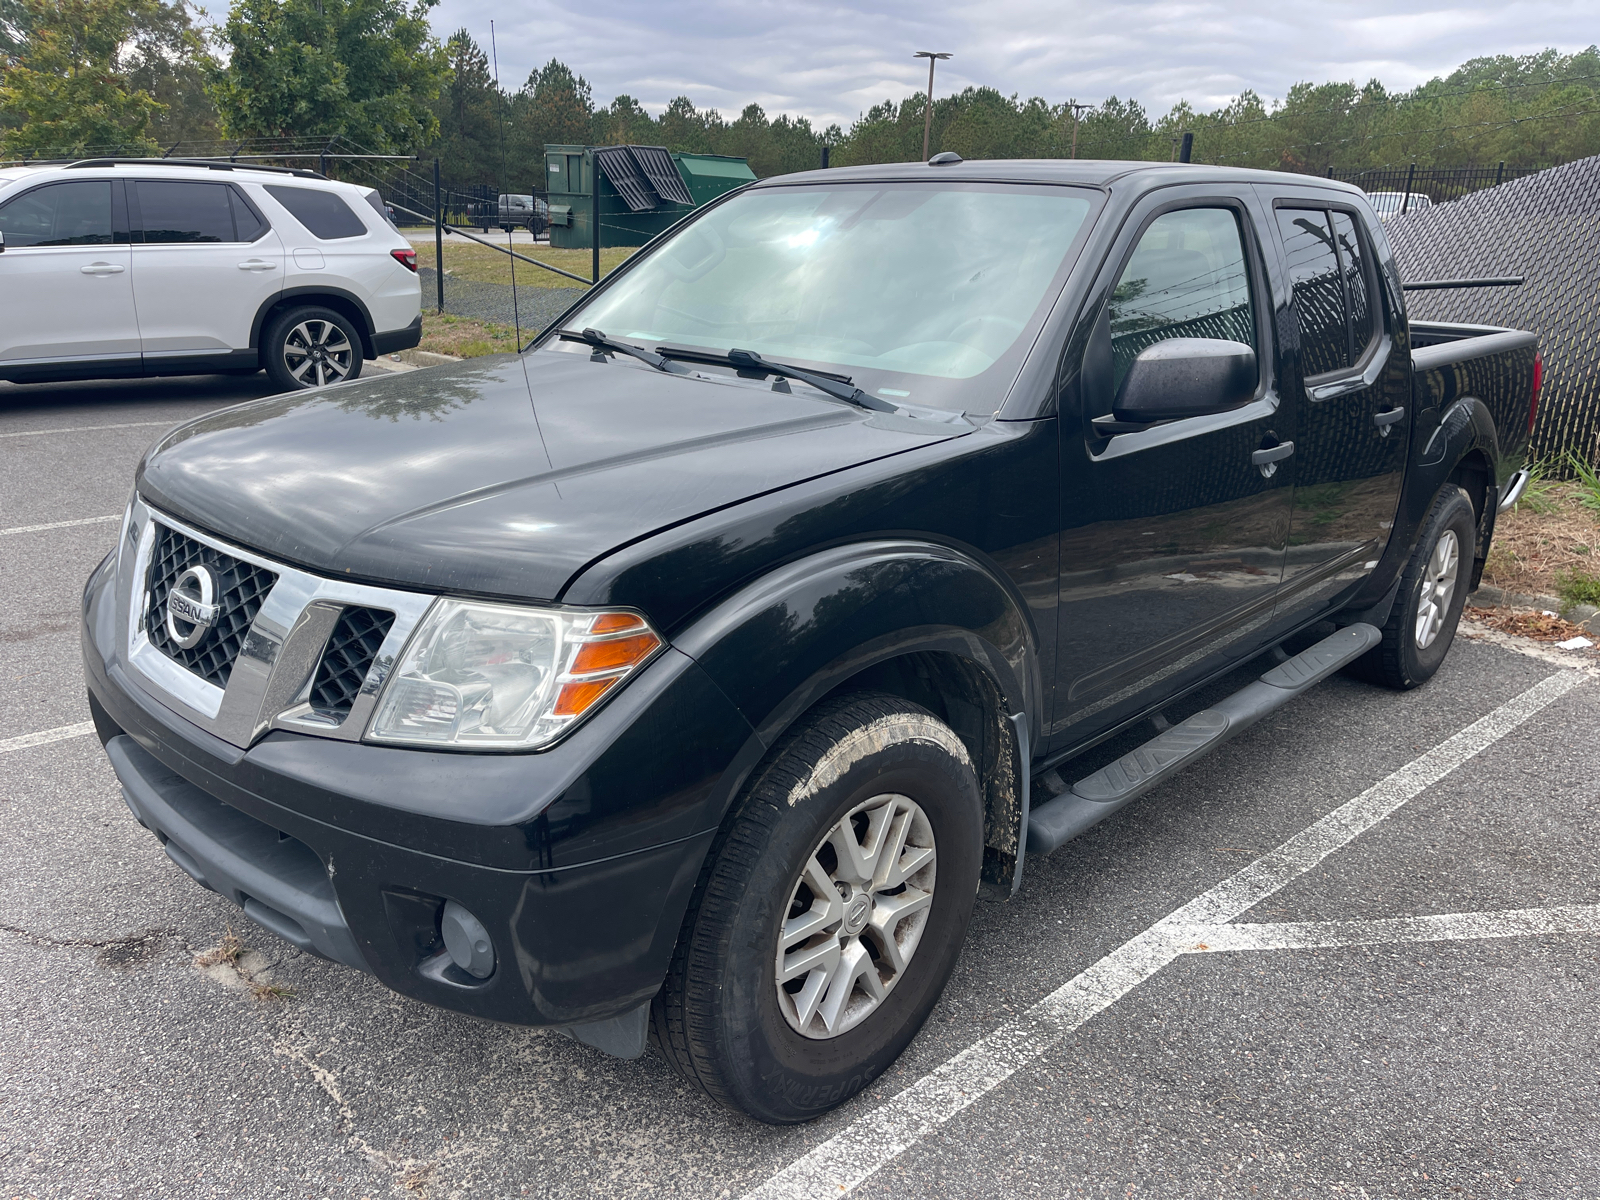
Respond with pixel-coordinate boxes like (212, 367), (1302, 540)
(511, 59), (594, 185)
(126, 0), (220, 145)
(421, 29), (501, 183)
(0, 0), (165, 156)
(209, 0), (446, 151)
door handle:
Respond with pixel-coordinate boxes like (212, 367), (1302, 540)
(80, 262), (125, 275)
(1251, 441), (1294, 478)
(1373, 407), (1406, 437)
(238, 259), (277, 271)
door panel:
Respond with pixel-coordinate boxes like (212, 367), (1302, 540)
(1051, 194), (1293, 749)
(1267, 200), (1408, 624)
(0, 180), (139, 364)
(130, 180), (283, 355)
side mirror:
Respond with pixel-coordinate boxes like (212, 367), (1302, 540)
(1110, 337), (1256, 425)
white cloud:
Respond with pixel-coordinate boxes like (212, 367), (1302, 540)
(437, 0), (1595, 126)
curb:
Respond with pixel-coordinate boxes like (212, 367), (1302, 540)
(1470, 586), (1600, 634)
(398, 349), (462, 368)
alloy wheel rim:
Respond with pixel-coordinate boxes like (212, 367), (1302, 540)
(283, 320), (354, 387)
(774, 793), (937, 1040)
(1414, 528), (1460, 649)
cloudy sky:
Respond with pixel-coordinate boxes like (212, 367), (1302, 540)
(429, 0), (1592, 127)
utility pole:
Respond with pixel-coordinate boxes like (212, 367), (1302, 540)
(913, 51), (951, 161)
(1065, 100), (1090, 158)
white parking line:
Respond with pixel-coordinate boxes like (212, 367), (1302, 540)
(0, 514), (119, 536)
(1186, 903), (1600, 952)
(0, 420), (172, 439)
(744, 667), (1587, 1200)
(0, 722), (96, 755)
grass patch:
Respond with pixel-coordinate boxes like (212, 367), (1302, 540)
(1556, 569), (1600, 608)
(418, 312), (520, 358)
(422, 241), (633, 288)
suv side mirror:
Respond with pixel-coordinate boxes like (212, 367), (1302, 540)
(1111, 338), (1256, 424)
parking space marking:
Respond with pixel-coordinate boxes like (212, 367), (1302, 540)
(0, 722), (96, 755)
(0, 420), (172, 439)
(1, 514), (118, 536)
(1185, 903), (1600, 953)
(745, 667), (1586, 1200)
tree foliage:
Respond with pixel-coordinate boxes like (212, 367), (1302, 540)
(0, 0), (166, 156)
(208, 0), (447, 152)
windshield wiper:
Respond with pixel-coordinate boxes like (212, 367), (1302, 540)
(655, 344), (897, 413)
(561, 327), (684, 373)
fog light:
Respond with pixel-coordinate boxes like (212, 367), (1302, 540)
(440, 900), (496, 979)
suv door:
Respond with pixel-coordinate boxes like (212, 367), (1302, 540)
(1260, 193), (1408, 625)
(0, 178), (140, 377)
(1050, 189), (1292, 748)
(129, 179), (284, 369)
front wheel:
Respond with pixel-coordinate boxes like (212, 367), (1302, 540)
(1354, 484), (1476, 690)
(652, 693), (984, 1124)
(263, 305), (364, 390)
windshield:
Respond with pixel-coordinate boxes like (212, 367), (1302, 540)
(557, 181), (1097, 412)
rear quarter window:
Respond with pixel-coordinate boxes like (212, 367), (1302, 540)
(264, 186), (369, 240)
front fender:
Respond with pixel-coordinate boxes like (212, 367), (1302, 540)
(675, 539), (1040, 752)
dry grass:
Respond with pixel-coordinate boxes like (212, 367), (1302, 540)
(194, 927), (244, 968)
(1483, 477), (1600, 605)
(417, 313), (520, 359)
(426, 242), (635, 288)
(194, 926), (295, 1002)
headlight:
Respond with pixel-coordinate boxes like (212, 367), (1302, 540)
(367, 600), (662, 749)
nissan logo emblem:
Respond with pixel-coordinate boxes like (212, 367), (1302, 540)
(165, 564), (220, 649)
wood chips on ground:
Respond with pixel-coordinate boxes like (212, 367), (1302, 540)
(1464, 605), (1591, 642)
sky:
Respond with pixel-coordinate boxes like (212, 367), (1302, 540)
(429, 0), (1594, 127)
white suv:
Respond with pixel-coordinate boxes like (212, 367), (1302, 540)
(0, 158), (422, 390)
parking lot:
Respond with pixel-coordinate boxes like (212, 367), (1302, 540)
(3, 374), (1597, 1199)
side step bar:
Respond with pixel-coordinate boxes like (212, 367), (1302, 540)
(1026, 623), (1381, 857)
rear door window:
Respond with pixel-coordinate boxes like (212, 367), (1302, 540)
(1107, 206), (1256, 392)
(229, 189), (269, 242)
(264, 186), (368, 239)
(0, 181), (113, 247)
(1276, 208), (1348, 377)
(1330, 211), (1376, 361)
(135, 181), (238, 243)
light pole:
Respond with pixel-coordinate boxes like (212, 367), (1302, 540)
(913, 51), (951, 162)
(1066, 100), (1090, 158)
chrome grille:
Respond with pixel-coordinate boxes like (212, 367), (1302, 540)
(307, 606), (395, 722)
(145, 524), (278, 688)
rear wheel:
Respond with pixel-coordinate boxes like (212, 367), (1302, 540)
(1354, 484), (1476, 689)
(652, 693), (983, 1124)
(263, 305), (364, 390)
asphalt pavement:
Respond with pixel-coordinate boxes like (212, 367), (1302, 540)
(2, 372), (1596, 1200)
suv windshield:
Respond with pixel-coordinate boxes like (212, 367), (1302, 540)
(560, 181), (1097, 412)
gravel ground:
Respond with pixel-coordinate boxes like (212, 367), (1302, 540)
(2, 373), (1597, 1199)
(417, 268), (586, 331)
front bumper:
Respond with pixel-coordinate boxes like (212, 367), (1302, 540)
(82, 549), (754, 1050)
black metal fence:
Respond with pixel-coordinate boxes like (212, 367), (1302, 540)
(1328, 163), (1545, 209)
(1385, 154), (1600, 468)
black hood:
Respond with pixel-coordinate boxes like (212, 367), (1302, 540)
(137, 350), (966, 600)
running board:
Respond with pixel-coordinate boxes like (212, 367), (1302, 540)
(1026, 623), (1381, 857)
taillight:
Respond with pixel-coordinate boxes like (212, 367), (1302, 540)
(391, 248), (418, 272)
(1528, 352), (1542, 433)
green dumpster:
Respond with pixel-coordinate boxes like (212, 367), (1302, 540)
(545, 144), (754, 249)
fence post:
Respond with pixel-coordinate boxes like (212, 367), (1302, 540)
(1401, 163), (1416, 215)
(821, 145), (830, 169)
(433, 158), (444, 315)
(591, 147), (601, 285)
(1495, 160), (1505, 187)
(1325, 165), (1334, 179)
(1178, 132), (1193, 163)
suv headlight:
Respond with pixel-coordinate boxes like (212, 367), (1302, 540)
(367, 600), (662, 749)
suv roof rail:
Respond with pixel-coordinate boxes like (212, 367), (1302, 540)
(62, 157), (327, 180)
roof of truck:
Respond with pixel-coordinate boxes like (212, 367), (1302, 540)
(760, 158), (1366, 196)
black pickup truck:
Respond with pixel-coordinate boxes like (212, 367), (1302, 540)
(83, 158), (1540, 1124)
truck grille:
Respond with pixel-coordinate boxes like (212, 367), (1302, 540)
(145, 524), (278, 688)
(307, 606), (395, 721)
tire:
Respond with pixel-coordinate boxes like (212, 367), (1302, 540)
(652, 693), (984, 1124)
(1353, 484), (1476, 690)
(262, 305), (364, 390)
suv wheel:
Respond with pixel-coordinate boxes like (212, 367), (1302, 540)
(1354, 484), (1477, 689)
(263, 305), (364, 390)
(652, 693), (983, 1124)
